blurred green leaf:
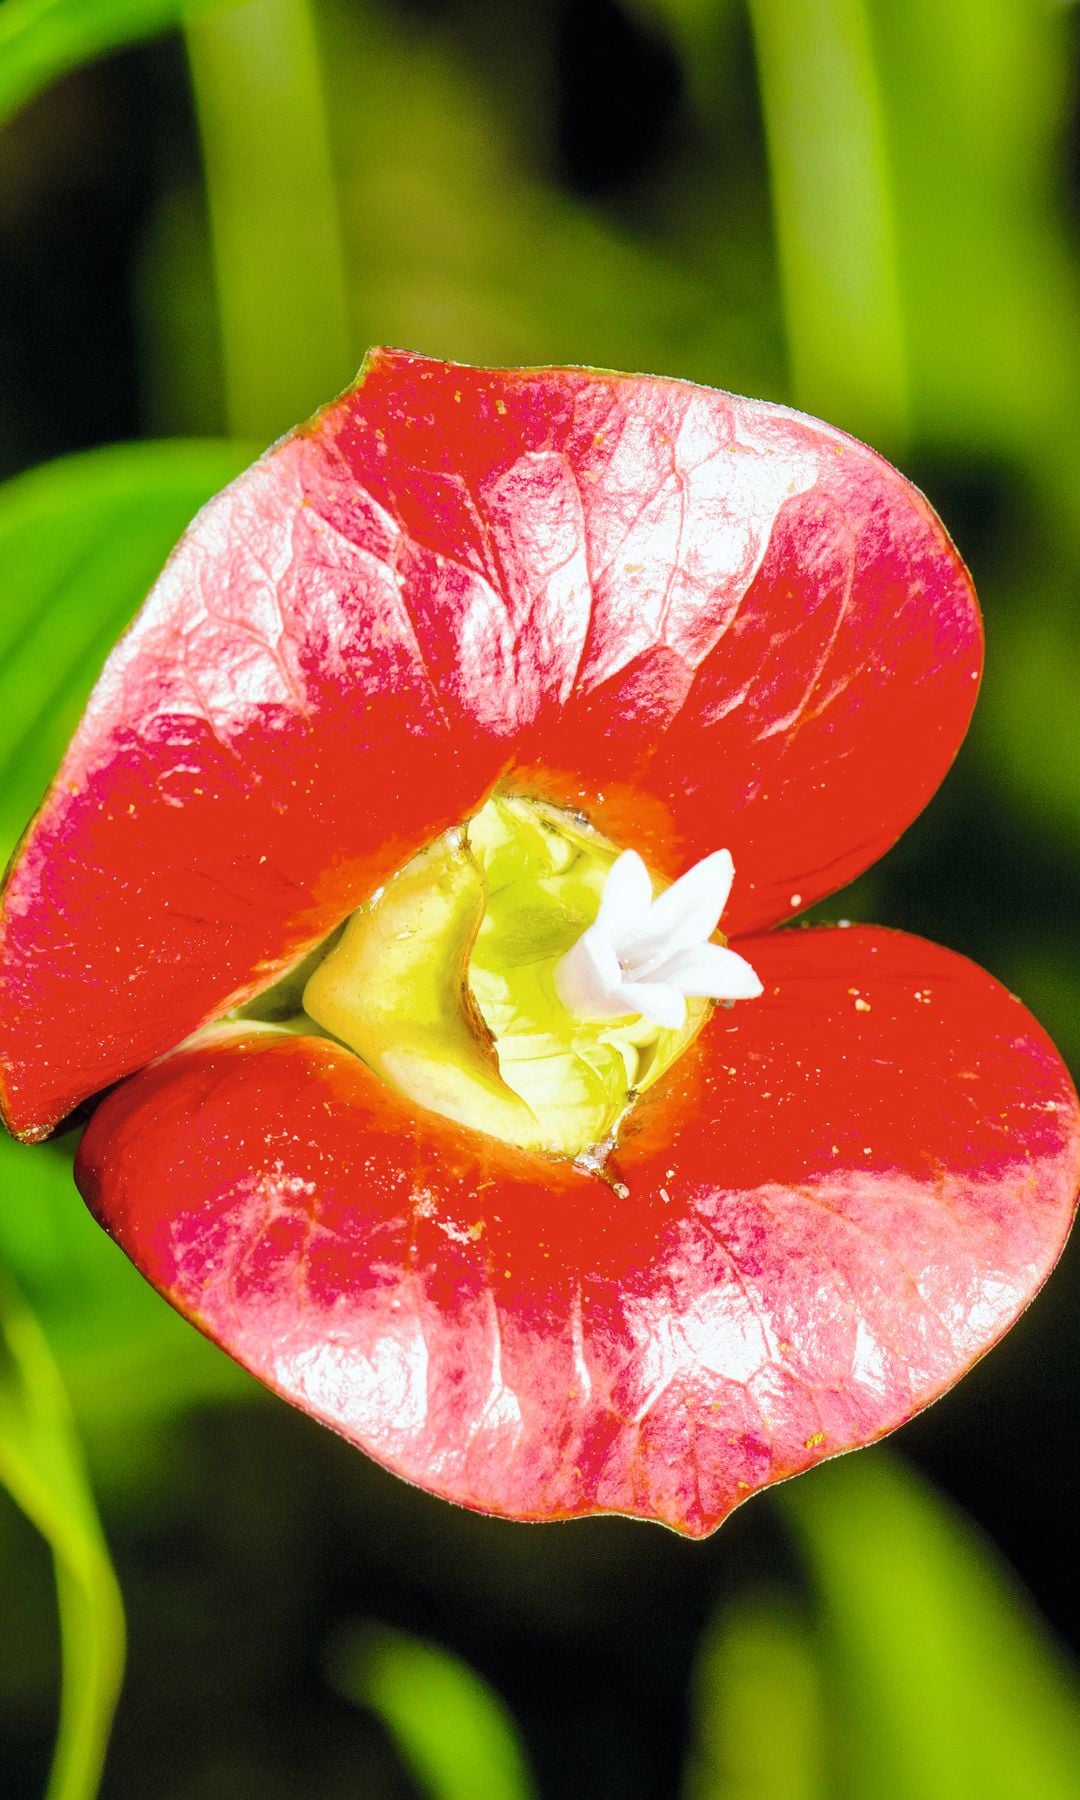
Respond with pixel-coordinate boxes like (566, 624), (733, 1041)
(745, 0), (907, 446)
(329, 1621), (535, 1800)
(688, 1457), (1080, 1799)
(684, 1591), (826, 1800)
(621, 0), (741, 130)
(0, 0), (231, 128)
(0, 1132), (253, 1457)
(991, 941), (1080, 1085)
(0, 1274), (124, 1800)
(320, 0), (770, 393)
(779, 1453), (1080, 1800)
(140, 0), (788, 428)
(979, 607), (1080, 851)
(186, 0), (354, 441)
(629, 0), (739, 56)
(135, 183), (227, 440)
(0, 438), (252, 862)
(866, 0), (1080, 462)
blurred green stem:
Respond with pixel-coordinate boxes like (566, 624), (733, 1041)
(683, 1592), (826, 1800)
(328, 1622), (536, 1800)
(746, 0), (908, 446)
(185, 0), (353, 442)
(49, 1556), (124, 1800)
(0, 1279), (125, 1800)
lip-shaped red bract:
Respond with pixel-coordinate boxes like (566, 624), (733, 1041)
(75, 927), (1078, 1536)
(2, 350), (1076, 1534)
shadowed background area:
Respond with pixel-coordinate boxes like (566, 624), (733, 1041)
(0, 1), (1079, 1796)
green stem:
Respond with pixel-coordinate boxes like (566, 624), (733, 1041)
(746, 0), (908, 447)
(185, 0), (354, 442)
(0, 1278), (125, 1800)
(47, 1552), (126, 1800)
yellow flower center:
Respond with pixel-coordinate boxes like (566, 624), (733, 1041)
(245, 796), (709, 1158)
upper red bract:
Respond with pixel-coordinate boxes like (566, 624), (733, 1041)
(1, 351), (1075, 1534)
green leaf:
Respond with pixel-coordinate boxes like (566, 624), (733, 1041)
(0, 0), (232, 128)
(322, 2), (752, 392)
(687, 1457), (1080, 1800)
(779, 1453), (1080, 1800)
(0, 438), (253, 863)
(745, 0), (908, 447)
(0, 1274), (125, 1800)
(683, 1591), (827, 1800)
(865, 0), (1080, 460)
(328, 1622), (536, 1800)
(185, 0), (354, 441)
(979, 606), (1080, 849)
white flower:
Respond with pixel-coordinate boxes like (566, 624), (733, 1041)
(554, 848), (763, 1031)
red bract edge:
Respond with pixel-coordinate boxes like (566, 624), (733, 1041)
(3, 349), (1078, 1535)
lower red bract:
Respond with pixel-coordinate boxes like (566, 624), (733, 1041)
(76, 926), (1079, 1537)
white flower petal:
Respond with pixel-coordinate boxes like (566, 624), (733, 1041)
(619, 849), (735, 978)
(554, 925), (629, 1019)
(595, 850), (653, 938)
(644, 847), (735, 941)
(615, 981), (687, 1031)
(655, 942), (764, 1000)
(554, 842), (758, 1028)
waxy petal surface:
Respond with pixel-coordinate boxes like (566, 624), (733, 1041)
(0, 352), (980, 1139)
(75, 928), (1079, 1537)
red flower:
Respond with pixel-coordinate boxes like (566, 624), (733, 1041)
(1, 350), (1076, 1536)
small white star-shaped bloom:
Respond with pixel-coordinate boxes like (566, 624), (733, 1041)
(554, 848), (763, 1031)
